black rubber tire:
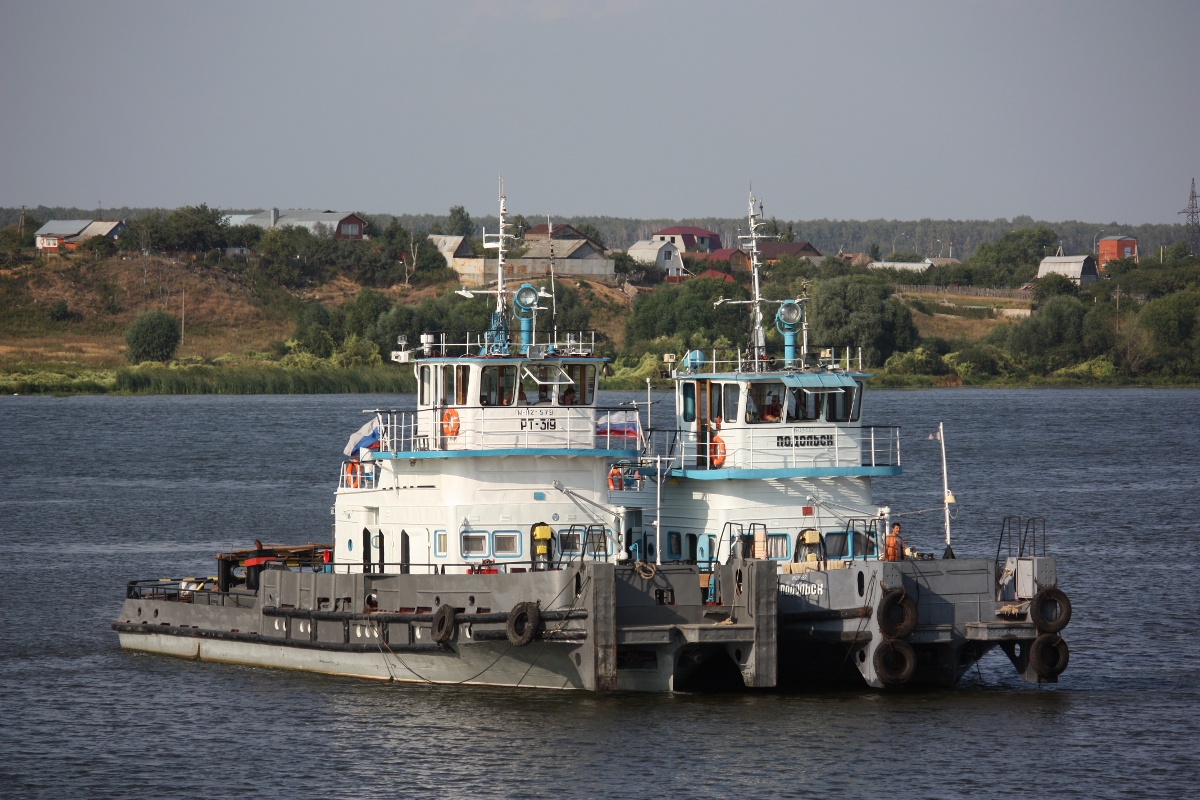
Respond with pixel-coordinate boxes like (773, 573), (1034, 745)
(1030, 587), (1072, 634)
(878, 589), (918, 639)
(1029, 633), (1070, 678)
(432, 603), (456, 644)
(505, 601), (540, 647)
(873, 639), (916, 687)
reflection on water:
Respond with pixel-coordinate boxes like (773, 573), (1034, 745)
(2, 390), (1198, 798)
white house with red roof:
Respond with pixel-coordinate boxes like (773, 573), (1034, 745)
(652, 226), (722, 252)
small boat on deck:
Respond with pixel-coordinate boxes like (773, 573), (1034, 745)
(113, 189), (1072, 690)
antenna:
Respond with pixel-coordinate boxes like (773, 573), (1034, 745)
(547, 213), (558, 345)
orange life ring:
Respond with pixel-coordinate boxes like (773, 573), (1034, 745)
(607, 466), (622, 490)
(441, 408), (460, 437)
(710, 436), (727, 468)
(344, 460), (361, 488)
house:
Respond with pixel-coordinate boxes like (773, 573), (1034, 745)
(523, 223), (603, 250)
(34, 219), (125, 252)
(759, 241), (822, 263)
(652, 226), (722, 252)
(834, 251), (873, 267)
(1097, 235), (1138, 271)
(448, 237), (615, 286)
(1037, 255), (1099, 286)
(429, 235), (474, 263)
(242, 208), (367, 239)
(695, 268), (735, 283)
(627, 239), (682, 275)
(686, 248), (750, 272)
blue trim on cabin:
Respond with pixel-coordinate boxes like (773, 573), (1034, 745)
(669, 465), (902, 480)
(377, 447), (639, 460)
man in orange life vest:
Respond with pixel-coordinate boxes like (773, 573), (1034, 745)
(883, 522), (906, 562)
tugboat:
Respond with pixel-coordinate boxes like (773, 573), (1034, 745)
(113, 189), (1072, 691)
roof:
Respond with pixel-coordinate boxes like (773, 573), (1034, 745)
(1037, 255), (1098, 279)
(695, 268), (735, 283)
(627, 240), (676, 257)
(654, 226), (719, 237)
(67, 220), (124, 241)
(34, 220), (92, 237)
(519, 239), (606, 259)
(1099, 235), (1136, 242)
(242, 209), (361, 229)
(689, 248), (745, 263)
(524, 223), (589, 239)
(868, 260), (930, 271)
(428, 234), (472, 262)
(759, 241), (822, 259)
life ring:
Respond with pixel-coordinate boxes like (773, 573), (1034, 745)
(607, 466), (622, 490)
(432, 603), (457, 644)
(873, 639), (916, 686)
(710, 435), (727, 468)
(1029, 633), (1069, 678)
(1030, 587), (1072, 633)
(877, 589), (918, 639)
(441, 408), (460, 437)
(343, 460), (361, 489)
(505, 601), (540, 647)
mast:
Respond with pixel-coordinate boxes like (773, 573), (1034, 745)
(480, 177), (516, 354)
(739, 191), (768, 361)
(548, 213), (558, 345)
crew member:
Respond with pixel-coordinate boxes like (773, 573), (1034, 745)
(762, 394), (782, 422)
(884, 522), (906, 561)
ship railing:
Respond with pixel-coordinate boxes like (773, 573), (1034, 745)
(355, 407), (641, 456)
(124, 578), (257, 607)
(995, 515), (1049, 563)
(671, 345), (866, 375)
(642, 424), (899, 471)
(408, 329), (600, 359)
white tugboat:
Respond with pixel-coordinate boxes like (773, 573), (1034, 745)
(114, 188), (1072, 691)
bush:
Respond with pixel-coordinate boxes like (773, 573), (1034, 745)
(124, 311), (182, 363)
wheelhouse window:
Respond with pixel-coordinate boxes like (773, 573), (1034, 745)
(443, 365), (470, 406)
(460, 531), (489, 558)
(794, 388), (824, 421)
(561, 363), (596, 405)
(419, 365), (432, 406)
(723, 384), (739, 424)
(480, 365), (517, 406)
(492, 530), (521, 558)
(746, 382), (786, 423)
(826, 385), (858, 422)
(681, 382), (696, 422)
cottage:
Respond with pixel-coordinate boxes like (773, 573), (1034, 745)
(523, 223), (603, 250)
(759, 241), (822, 263)
(34, 219), (125, 252)
(627, 239), (682, 275)
(652, 226), (722, 252)
(1037, 255), (1099, 286)
(242, 208), (367, 239)
(687, 248), (750, 272)
(1097, 235), (1138, 271)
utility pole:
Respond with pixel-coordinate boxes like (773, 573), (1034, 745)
(1180, 178), (1200, 257)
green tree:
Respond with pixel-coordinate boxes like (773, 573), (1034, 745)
(77, 235), (116, 261)
(445, 205), (474, 237)
(1033, 273), (1079, 304)
(124, 310), (182, 363)
(807, 276), (919, 365)
(573, 223), (606, 249)
(164, 204), (225, 252)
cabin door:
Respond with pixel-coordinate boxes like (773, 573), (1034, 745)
(695, 379), (711, 468)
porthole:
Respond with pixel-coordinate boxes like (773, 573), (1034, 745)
(857, 571), (865, 597)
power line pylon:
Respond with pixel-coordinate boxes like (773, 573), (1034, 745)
(1181, 178), (1200, 256)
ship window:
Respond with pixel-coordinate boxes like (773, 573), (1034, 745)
(561, 363), (596, 405)
(798, 388), (824, 420)
(461, 531), (489, 558)
(419, 365), (432, 406)
(825, 532), (850, 558)
(707, 384), (722, 425)
(851, 380), (864, 421)
(492, 530), (521, 558)
(481, 365), (517, 406)
(767, 534), (791, 560)
(441, 365), (471, 406)
(853, 529), (877, 558)
(723, 383), (739, 423)
(827, 386), (856, 422)
(434, 530), (447, 557)
(747, 382), (785, 423)
(586, 528), (610, 556)
(682, 382), (696, 422)
(559, 528), (582, 554)
(667, 531), (682, 559)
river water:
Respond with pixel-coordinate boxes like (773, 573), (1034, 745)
(1, 389), (1197, 798)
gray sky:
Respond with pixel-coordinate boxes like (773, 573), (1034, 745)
(2, 0), (1197, 224)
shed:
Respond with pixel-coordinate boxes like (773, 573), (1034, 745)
(1037, 255), (1098, 286)
(627, 239), (682, 274)
(243, 209), (367, 239)
(34, 220), (92, 251)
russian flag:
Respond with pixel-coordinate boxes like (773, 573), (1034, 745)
(596, 410), (639, 438)
(343, 418), (381, 458)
